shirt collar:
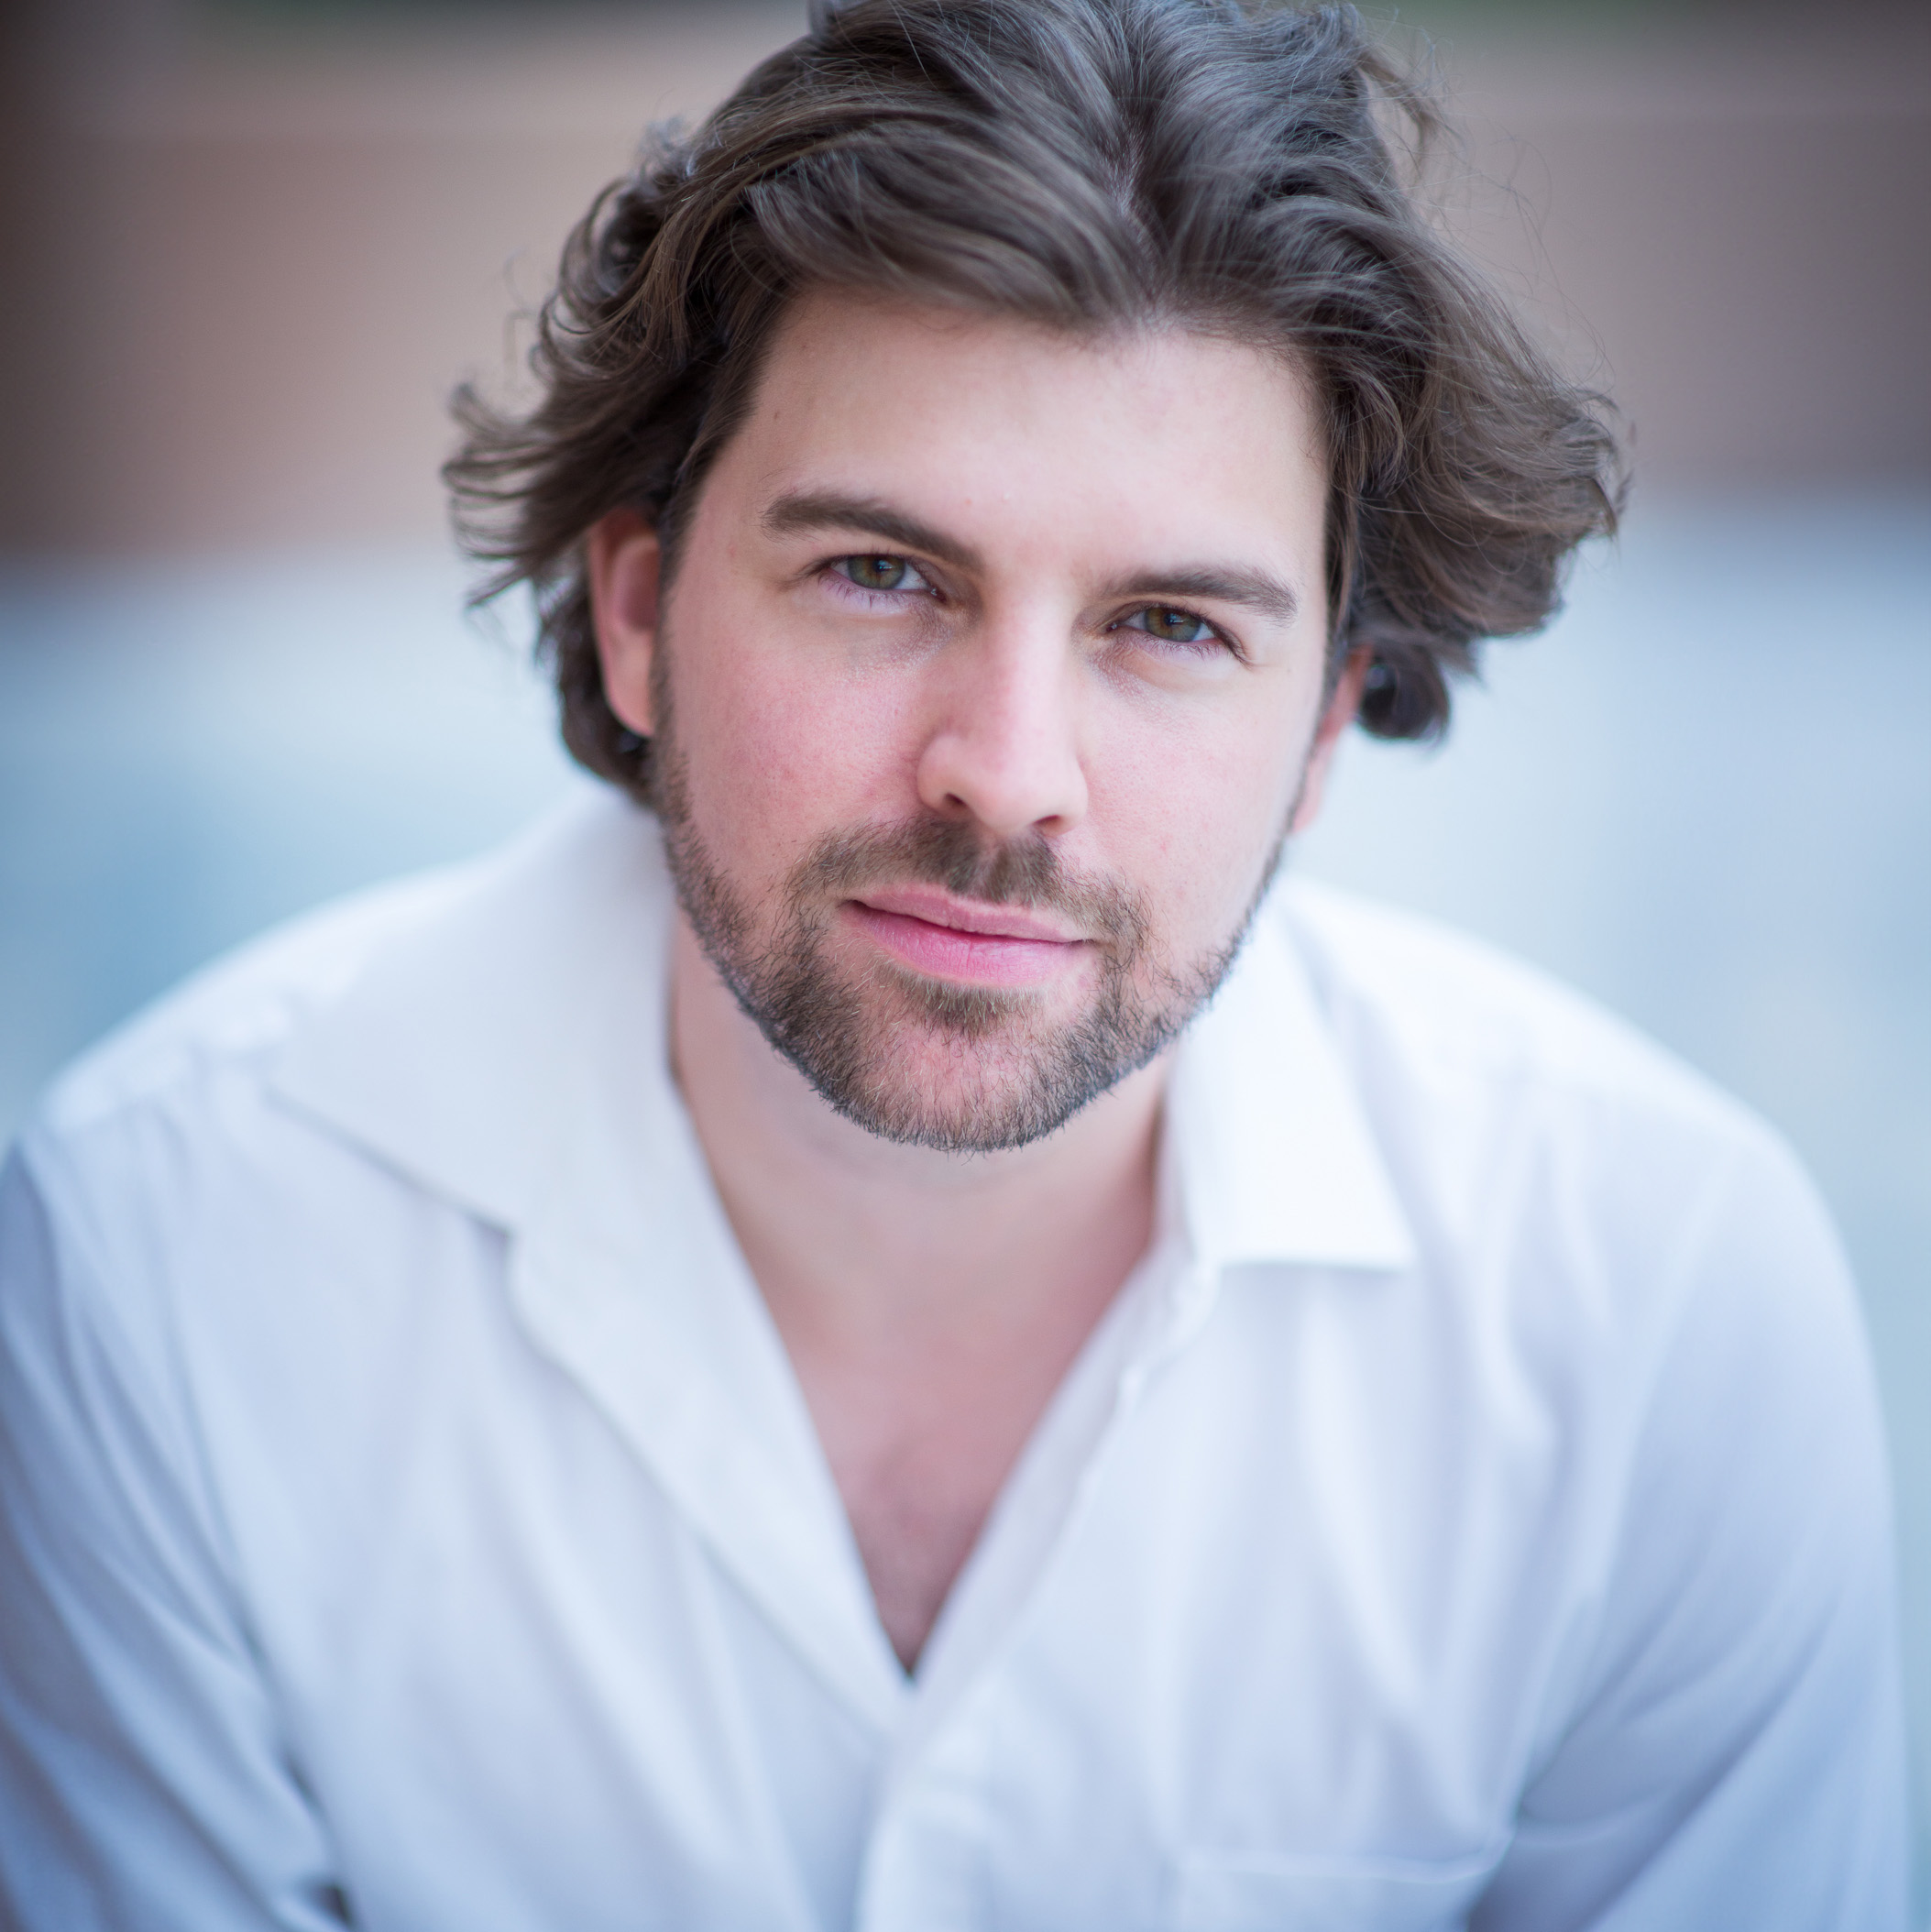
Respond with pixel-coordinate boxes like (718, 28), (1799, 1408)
(271, 791), (1416, 1278)
(275, 789), (912, 1726)
(1165, 893), (1417, 1278)
(273, 785), (678, 1239)
(269, 793), (1414, 1722)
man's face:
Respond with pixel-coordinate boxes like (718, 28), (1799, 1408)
(593, 291), (1354, 1151)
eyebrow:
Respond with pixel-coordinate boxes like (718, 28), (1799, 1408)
(1112, 566), (1300, 626)
(761, 488), (1302, 626)
(762, 491), (984, 575)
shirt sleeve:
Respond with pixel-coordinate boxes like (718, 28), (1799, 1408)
(1471, 1126), (1911, 1932)
(0, 1139), (350, 1931)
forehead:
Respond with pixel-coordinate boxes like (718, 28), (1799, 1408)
(705, 288), (1329, 571)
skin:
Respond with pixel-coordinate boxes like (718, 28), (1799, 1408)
(589, 290), (1365, 1671)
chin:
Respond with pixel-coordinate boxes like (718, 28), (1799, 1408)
(771, 971), (1172, 1154)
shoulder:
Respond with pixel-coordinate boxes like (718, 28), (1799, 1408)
(5, 858), (483, 1332)
(33, 862), (478, 1148)
(11, 787), (669, 1299)
(13, 796), (542, 1221)
(29, 785), (635, 1152)
(1272, 874), (1783, 1177)
(1268, 877), (1854, 1383)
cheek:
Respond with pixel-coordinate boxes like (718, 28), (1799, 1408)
(1089, 691), (1311, 937)
(673, 625), (921, 883)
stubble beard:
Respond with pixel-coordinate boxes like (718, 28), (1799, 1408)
(647, 656), (1283, 1155)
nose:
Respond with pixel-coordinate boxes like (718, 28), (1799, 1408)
(913, 621), (1089, 841)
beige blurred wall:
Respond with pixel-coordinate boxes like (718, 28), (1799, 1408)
(1, 1), (1926, 560)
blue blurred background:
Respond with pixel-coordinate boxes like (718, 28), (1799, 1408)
(2, 0), (1926, 1911)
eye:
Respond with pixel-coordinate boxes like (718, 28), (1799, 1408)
(1117, 604), (1223, 650)
(831, 554), (932, 595)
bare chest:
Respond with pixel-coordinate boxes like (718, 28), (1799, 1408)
(798, 1343), (1081, 1673)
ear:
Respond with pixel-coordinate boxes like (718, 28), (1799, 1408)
(587, 509), (664, 738)
(1289, 647), (1370, 835)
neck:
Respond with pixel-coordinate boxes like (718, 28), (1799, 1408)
(669, 913), (1165, 1671)
(667, 915), (1165, 1352)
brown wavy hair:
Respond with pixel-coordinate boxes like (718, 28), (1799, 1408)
(446, 0), (1620, 805)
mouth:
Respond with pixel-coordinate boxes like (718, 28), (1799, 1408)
(841, 886), (1089, 987)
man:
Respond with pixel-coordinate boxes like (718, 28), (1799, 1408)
(0, 1), (1906, 1927)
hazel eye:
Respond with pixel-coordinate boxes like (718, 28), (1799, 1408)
(834, 554), (927, 594)
(1123, 605), (1218, 647)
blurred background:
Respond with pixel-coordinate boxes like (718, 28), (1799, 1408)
(1, 0), (1926, 1909)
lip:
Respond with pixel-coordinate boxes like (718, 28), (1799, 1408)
(842, 889), (1088, 988)
(851, 886), (1085, 944)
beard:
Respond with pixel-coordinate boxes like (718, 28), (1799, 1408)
(647, 659), (1274, 1154)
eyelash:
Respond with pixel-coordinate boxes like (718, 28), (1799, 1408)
(824, 554), (939, 601)
(818, 554), (1239, 659)
(1108, 607), (1235, 658)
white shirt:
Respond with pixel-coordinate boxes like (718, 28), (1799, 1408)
(0, 790), (1906, 1931)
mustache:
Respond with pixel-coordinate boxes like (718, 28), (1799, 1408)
(786, 817), (1148, 950)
